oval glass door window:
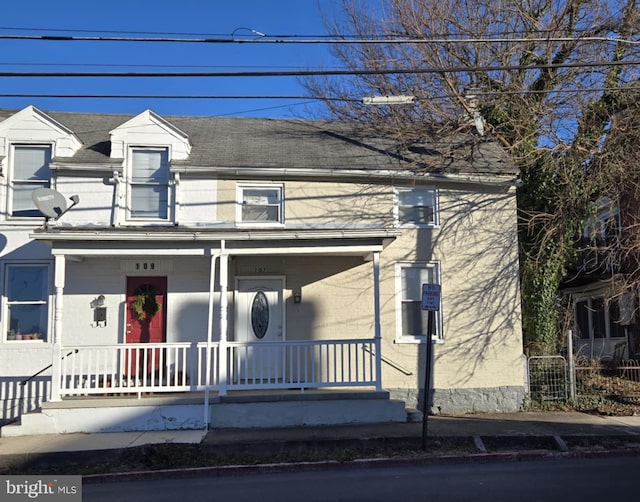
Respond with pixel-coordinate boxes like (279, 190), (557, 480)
(251, 291), (270, 339)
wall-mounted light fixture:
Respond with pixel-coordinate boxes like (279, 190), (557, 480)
(92, 295), (107, 327)
(293, 289), (302, 304)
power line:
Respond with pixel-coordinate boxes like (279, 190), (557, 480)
(0, 33), (638, 46)
(0, 93), (357, 101)
(2, 86), (639, 102)
(0, 58), (637, 78)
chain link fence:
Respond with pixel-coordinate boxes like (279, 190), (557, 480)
(527, 356), (569, 402)
(527, 353), (640, 404)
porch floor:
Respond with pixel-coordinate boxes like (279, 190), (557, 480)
(46, 389), (393, 409)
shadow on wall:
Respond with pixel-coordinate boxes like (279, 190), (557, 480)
(0, 376), (50, 423)
(385, 187), (521, 391)
(436, 188), (521, 387)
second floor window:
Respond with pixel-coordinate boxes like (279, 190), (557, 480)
(583, 197), (620, 242)
(238, 185), (284, 225)
(129, 148), (170, 220)
(395, 187), (438, 227)
(10, 145), (52, 218)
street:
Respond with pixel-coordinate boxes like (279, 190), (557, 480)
(83, 455), (638, 501)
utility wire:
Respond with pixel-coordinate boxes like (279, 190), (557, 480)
(0, 24), (630, 39)
(0, 34), (638, 45)
(0, 58), (637, 78)
(2, 86), (639, 101)
(0, 93), (358, 101)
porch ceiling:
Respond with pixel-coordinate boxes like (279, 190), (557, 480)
(31, 226), (399, 258)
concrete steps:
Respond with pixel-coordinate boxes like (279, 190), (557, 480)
(2, 391), (410, 436)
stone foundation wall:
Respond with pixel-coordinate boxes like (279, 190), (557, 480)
(389, 386), (526, 414)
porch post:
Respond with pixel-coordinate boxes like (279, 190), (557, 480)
(204, 251), (218, 429)
(50, 254), (66, 402)
(218, 249), (229, 396)
(373, 251), (383, 392)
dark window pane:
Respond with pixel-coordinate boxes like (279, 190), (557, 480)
(592, 298), (606, 338)
(609, 301), (626, 338)
(402, 300), (427, 336)
(8, 304), (47, 341)
(8, 266), (47, 301)
(242, 205), (279, 221)
(251, 291), (270, 339)
(575, 301), (590, 339)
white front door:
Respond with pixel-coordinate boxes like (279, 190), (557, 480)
(233, 277), (285, 383)
(235, 277), (284, 342)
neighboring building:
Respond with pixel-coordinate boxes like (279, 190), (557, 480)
(0, 106), (525, 433)
(564, 195), (638, 362)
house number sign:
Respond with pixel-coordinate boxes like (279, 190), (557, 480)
(135, 262), (156, 271)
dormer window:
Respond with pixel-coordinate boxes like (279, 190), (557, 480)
(128, 148), (170, 221)
(10, 144), (52, 218)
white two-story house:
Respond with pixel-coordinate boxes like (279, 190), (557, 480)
(0, 106), (525, 434)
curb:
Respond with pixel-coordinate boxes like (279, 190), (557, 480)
(82, 445), (640, 484)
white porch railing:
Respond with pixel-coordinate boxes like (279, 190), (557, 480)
(59, 343), (194, 396)
(226, 339), (378, 390)
(57, 339), (378, 397)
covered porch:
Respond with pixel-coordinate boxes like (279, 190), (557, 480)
(30, 227), (400, 424)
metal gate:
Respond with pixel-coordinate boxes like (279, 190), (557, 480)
(527, 356), (568, 402)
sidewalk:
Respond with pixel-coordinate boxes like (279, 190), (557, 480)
(1, 411), (639, 456)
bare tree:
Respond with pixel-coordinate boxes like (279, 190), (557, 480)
(305, 0), (640, 353)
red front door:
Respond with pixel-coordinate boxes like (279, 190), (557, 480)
(126, 276), (167, 377)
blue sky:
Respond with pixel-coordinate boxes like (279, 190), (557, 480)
(0, 0), (342, 118)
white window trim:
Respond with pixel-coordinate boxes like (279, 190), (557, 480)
(3, 262), (52, 344)
(394, 260), (443, 344)
(583, 197), (620, 240)
(236, 183), (285, 227)
(573, 291), (629, 342)
(125, 146), (173, 224)
(393, 186), (439, 228)
(7, 143), (53, 220)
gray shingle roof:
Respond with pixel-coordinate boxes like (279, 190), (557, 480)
(0, 108), (518, 177)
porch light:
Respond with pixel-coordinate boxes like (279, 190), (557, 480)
(293, 290), (302, 303)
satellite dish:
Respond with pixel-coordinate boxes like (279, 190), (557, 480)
(32, 188), (67, 218)
(32, 188), (79, 220)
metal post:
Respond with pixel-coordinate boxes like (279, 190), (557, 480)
(421, 310), (434, 451)
(567, 329), (576, 400)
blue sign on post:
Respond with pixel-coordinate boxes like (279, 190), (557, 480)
(421, 283), (441, 311)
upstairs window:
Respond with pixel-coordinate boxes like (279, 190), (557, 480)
(583, 197), (620, 241)
(128, 148), (170, 220)
(395, 187), (438, 227)
(10, 145), (52, 218)
(5, 264), (49, 342)
(237, 184), (284, 225)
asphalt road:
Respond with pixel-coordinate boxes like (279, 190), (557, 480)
(83, 456), (638, 502)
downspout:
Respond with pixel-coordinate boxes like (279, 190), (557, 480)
(110, 170), (121, 227)
(172, 172), (180, 226)
(373, 251), (382, 392)
(203, 248), (220, 430)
